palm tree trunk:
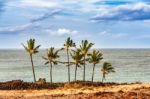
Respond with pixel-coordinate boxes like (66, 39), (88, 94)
(49, 61), (53, 83)
(30, 54), (36, 82)
(75, 64), (78, 81)
(67, 49), (70, 83)
(83, 56), (86, 81)
(102, 73), (105, 83)
(92, 64), (95, 82)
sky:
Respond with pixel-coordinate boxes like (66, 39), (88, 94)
(0, 0), (150, 49)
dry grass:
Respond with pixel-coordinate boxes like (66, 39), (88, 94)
(0, 80), (143, 90)
(0, 80), (149, 99)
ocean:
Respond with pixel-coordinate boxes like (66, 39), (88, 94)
(0, 49), (149, 83)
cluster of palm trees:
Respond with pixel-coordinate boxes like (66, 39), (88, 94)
(22, 37), (115, 83)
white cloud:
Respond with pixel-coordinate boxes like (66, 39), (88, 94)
(98, 31), (111, 36)
(46, 28), (78, 36)
(20, 0), (59, 8)
(18, 0), (103, 13)
(30, 9), (61, 22)
(91, 2), (150, 21)
(98, 31), (128, 38)
(0, 23), (40, 33)
(0, 22), (53, 34)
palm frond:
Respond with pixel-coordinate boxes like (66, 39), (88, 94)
(87, 50), (103, 65)
(21, 43), (29, 52)
(34, 45), (41, 51)
(33, 50), (39, 54)
(52, 61), (58, 65)
(22, 38), (40, 55)
(45, 61), (49, 65)
(79, 40), (94, 55)
(43, 47), (60, 66)
(63, 37), (76, 49)
(101, 62), (115, 75)
(70, 48), (84, 66)
(42, 56), (48, 60)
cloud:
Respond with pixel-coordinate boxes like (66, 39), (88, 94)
(94, 1), (130, 6)
(98, 31), (111, 36)
(0, 1), (6, 15)
(0, 23), (41, 34)
(98, 31), (128, 38)
(0, 1), (4, 11)
(20, 0), (101, 8)
(19, 0), (103, 14)
(20, 0), (59, 8)
(46, 28), (79, 36)
(90, 2), (150, 21)
(30, 9), (61, 22)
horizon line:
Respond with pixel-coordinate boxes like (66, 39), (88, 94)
(0, 48), (150, 50)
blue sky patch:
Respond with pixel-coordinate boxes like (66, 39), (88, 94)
(0, 0), (150, 49)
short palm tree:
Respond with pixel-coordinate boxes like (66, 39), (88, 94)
(42, 47), (61, 83)
(80, 40), (94, 81)
(101, 62), (115, 83)
(63, 37), (76, 83)
(88, 50), (103, 82)
(70, 49), (84, 81)
(22, 39), (40, 82)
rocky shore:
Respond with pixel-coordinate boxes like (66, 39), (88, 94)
(0, 80), (149, 99)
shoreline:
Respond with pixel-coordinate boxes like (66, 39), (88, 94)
(0, 80), (149, 99)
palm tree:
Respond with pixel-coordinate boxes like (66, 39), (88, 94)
(63, 37), (76, 83)
(22, 39), (40, 82)
(70, 49), (84, 81)
(80, 40), (94, 81)
(101, 62), (115, 83)
(42, 47), (61, 83)
(88, 50), (103, 82)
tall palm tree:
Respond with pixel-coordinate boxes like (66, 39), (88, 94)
(70, 49), (84, 81)
(22, 39), (40, 82)
(42, 47), (61, 83)
(80, 40), (94, 81)
(101, 62), (115, 83)
(63, 37), (76, 83)
(88, 50), (103, 82)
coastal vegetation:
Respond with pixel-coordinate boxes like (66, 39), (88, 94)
(79, 40), (94, 81)
(87, 50), (103, 82)
(70, 48), (84, 81)
(0, 37), (148, 99)
(22, 39), (40, 82)
(22, 37), (115, 83)
(0, 80), (148, 99)
(101, 62), (115, 83)
(42, 47), (62, 83)
(63, 37), (76, 83)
